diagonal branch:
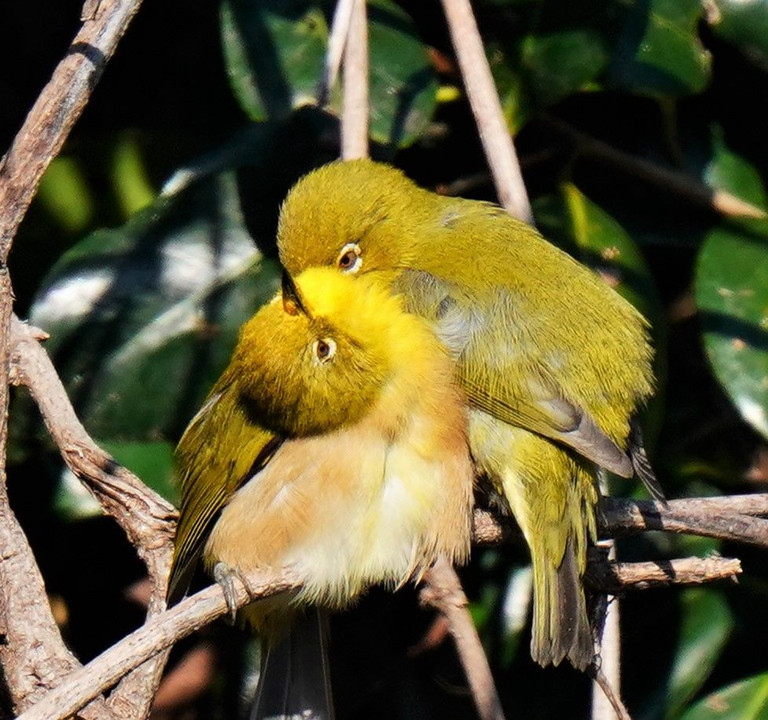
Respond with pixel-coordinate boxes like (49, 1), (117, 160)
(440, 0), (532, 222)
(318, 0), (357, 107)
(9, 315), (176, 719)
(1, 1), (148, 711)
(541, 115), (767, 220)
(15, 569), (299, 720)
(0, 274), (113, 718)
(421, 557), (505, 720)
(0, 0), (146, 261)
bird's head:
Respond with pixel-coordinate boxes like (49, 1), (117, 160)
(232, 266), (421, 437)
(277, 159), (430, 282)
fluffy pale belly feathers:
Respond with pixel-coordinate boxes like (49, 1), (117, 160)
(205, 412), (472, 615)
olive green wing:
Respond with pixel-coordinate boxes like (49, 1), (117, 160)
(397, 268), (637, 479)
(167, 386), (283, 605)
(459, 366), (634, 478)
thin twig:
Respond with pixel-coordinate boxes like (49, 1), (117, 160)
(341, 0), (369, 159)
(542, 115), (767, 220)
(318, 0), (357, 107)
(601, 497), (768, 547)
(593, 468), (622, 720)
(590, 668), (632, 720)
(585, 556), (742, 593)
(474, 497), (768, 548)
(592, 545), (622, 720)
(421, 557), (506, 720)
(440, 0), (533, 222)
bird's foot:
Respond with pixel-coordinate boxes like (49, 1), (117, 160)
(213, 562), (254, 624)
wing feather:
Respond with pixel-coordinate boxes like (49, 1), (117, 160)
(167, 383), (283, 605)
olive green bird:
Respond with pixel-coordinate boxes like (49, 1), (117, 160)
(276, 159), (663, 671)
(167, 266), (474, 719)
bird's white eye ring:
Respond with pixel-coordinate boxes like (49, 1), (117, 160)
(336, 243), (362, 274)
(312, 337), (336, 363)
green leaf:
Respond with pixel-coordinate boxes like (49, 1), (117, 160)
(695, 137), (768, 440)
(37, 156), (94, 235)
(221, 0), (328, 121)
(104, 440), (178, 503)
(221, 0), (437, 149)
(696, 225), (768, 439)
(111, 133), (157, 219)
(365, 1), (438, 149)
(708, 0), (768, 72)
(608, 0), (711, 97)
(662, 589), (734, 720)
(491, 23), (609, 132)
(680, 673), (768, 720)
(29, 171), (282, 444)
(520, 29), (608, 107)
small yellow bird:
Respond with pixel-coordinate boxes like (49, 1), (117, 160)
(167, 267), (474, 719)
(277, 159), (663, 670)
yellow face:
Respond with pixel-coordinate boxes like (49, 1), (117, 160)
(277, 159), (423, 280)
(231, 267), (409, 437)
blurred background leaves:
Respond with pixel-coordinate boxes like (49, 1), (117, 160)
(2, 0), (767, 718)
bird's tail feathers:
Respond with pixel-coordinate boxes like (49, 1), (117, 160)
(250, 608), (335, 720)
(530, 534), (594, 671)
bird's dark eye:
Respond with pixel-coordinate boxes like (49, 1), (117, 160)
(336, 242), (362, 274)
(312, 337), (337, 363)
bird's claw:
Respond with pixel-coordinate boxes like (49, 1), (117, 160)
(213, 562), (253, 624)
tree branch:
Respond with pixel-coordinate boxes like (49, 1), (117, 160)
(317, 0), (357, 107)
(0, 0), (146, 262)
(541, 115), (767, 220)
(14, 522), (744, 720)
(15, 570), (299, 720)
(440, 0), (533, 223)
(601, 497), (768, 547)
(586, 555), (742, 593)
(1, 271), (113, 717)
(421, 557), (505, 720)
(9, 315), (176, 719)
(341, 0), (369, 160)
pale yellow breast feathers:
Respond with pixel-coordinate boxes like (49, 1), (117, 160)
(203, 268), (473, 622)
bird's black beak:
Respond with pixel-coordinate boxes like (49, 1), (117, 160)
(281, 269), (310, 317)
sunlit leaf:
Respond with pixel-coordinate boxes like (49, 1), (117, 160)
(708, 0), (768, 71)
(111, 133), (157, 218)
(608, 0), (711, 96)
(695, 137), (768, 440)
(534, 184), (661, 325)
(680, 672), (768, 720)
(221, 0), (328, 121)
(662, 589), (734, 719)
(37, 156), (94, 235)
